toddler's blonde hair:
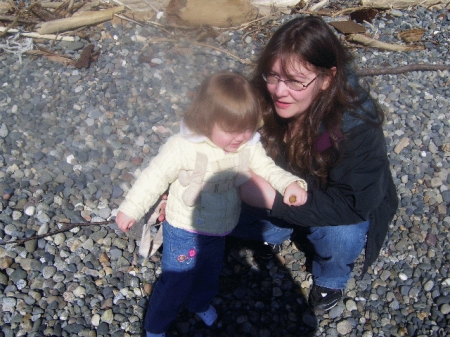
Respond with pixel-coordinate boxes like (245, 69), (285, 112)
(183, 72), (261, 137)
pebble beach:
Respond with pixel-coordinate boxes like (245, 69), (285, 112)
(0, 3), (450, 337)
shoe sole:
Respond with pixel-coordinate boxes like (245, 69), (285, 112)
(310, 298), (340, 314)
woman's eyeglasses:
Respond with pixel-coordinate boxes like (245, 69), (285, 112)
(262, 74), (317, 91)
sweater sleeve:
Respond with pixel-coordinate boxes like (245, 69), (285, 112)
(271, 123), (392, 227)
(249, 141), (307, 194)
(118, 135), (182, 222)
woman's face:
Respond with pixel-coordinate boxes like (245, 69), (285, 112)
(266, 58), (331, 120)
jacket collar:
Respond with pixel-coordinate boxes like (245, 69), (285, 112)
(342, 67), (380, 133)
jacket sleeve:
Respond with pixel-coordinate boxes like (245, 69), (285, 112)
(118, 136), (182, 222)
(249, 141), (307, 194)
(270, 123), (392, 227)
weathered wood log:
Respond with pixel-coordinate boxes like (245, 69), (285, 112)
(361, 0), (450, 8)
(36, 6), (125, 34)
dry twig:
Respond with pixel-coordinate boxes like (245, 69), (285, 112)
(356, 64), (450, 76)
(193, 41), (253, 65)
(68, 0), (75, 12)
(115, 13), (173, 35)
(30, 2), (58, 21)
(309, 0), (330, 12)
(229, 12), (282, 31)
(0, 15), (41, 24)
(0, 220), (115, 246)
(0, 27), (75, 40)
(0, 14), (19, 38)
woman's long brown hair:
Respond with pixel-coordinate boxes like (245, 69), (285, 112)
(252, 16), (382, 186)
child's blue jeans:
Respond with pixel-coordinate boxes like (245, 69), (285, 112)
(144, 222), (225, 334)
(230, 203), (369, 290)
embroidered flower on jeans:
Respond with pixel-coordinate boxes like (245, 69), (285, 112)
(177, 248), (197, 263)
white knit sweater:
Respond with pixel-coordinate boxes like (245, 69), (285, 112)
(118, 124), (306, 235)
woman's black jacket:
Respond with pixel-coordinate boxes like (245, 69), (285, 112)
(270, 75), (399, 274)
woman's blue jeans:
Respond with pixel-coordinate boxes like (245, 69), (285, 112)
(144, 222), (225, 334)
(231, 203), (370, 290)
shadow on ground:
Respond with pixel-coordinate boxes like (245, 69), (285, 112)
(147, 235), (319, 337)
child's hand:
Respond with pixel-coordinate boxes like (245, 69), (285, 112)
(157, 194), (168, 222)
(283, 182), (308, 206)
(116, 211), (136, 232)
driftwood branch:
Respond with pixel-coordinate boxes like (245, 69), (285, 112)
(361, 0), (450, 8)
(0, 220), (115, 246)
(347, 33), (425, 51)
(0, 27), (76, 41)
(36, 6), (125, 34)
(308, 0), (330, 11)
(356, 64), (450, 76)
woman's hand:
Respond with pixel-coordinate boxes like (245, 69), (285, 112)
(239, 171), (277, 209)
(116, 211), (136, 232)
(283, 182), (308, 206)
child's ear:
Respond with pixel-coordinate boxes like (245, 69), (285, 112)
(320, 66), (337, 91)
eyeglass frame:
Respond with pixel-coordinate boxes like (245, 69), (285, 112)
(262, 73), (317, 91)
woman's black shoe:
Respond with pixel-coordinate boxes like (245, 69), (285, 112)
(308, 284), (343, 313)
(258, 242), (281, 259)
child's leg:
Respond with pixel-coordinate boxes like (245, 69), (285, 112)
(144, 222), (205, 333)
(184, 234), (225, 325)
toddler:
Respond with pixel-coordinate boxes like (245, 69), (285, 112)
(116, 72), (307, 337)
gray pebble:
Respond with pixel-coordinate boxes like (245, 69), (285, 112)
(440, 304), (450, 315)
(0, 271), (9, 285)
(42, 266), (57, 279)
(337, 320), (353, 335)
(9, 267), (27, 283)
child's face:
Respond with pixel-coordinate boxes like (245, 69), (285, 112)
(209, 123), (254, 153)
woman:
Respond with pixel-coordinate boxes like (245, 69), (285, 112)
(230, 16), (398, 313)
